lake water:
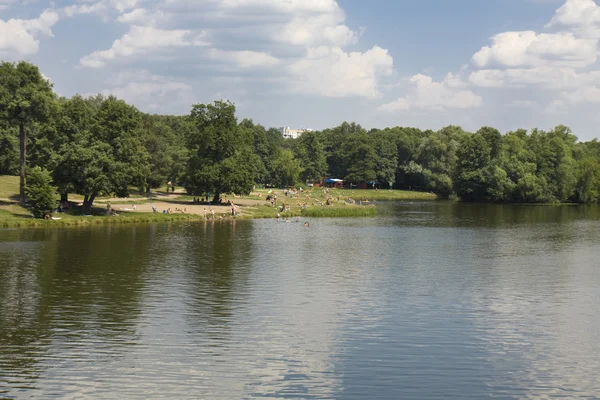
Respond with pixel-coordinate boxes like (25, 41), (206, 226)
(1, 202), (600, 399)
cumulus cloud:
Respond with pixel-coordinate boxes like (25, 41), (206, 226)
(472, 31), (597, 68)
(76, 0), (394, 100)
(0, 9), (59, 58)
(468, 0), (600, 115)
(379, 73), (483, 112)
(207, 49), (280, 68)
(469, 67), (600, 89)
(80, 25), (209, 68)
(288, 46), (393, 98)
(547, 0), (600, 38)
(64, 0), (138, 17)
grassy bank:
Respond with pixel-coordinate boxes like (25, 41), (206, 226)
(0, 209), (207, 228)
(0, 175), (437, 228)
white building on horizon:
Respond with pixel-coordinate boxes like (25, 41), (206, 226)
(280, 127), (313, 139)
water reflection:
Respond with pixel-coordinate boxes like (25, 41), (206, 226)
(1, 203), (600, 399)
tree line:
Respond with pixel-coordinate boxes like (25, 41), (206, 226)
(2, 61), (600, 214)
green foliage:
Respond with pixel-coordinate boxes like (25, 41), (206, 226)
(0, 123), (18, 175)
(185, 101), (258, 201)
(270, 149), (303, 187)
(24, 166), (57, 218)
(0, 61), (56, 201)
(295, 131), (328, 183)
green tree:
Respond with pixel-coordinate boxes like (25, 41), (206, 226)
(0, 61), (56, 203)
(371, 130), (398, 187)
(454, 133), (491, 201)
(270, 149), (303, 187)
(37, 95), (150, 213)
(415, 126), (466, 196)
(24, 166), (58, 218)
(295, 131), (328, 183)
(340, 132), (378, 184)
(185, 101), (258, 202)
(0, 122), (19, 175)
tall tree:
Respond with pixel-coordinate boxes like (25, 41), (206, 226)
(185, 101), (258, 202)
(295, 131), (328, 183)
(0, 61), (55, 203)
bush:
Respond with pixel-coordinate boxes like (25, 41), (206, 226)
(25, 166), (58, 218)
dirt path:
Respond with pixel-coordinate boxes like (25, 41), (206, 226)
(109, 198), (270, 217)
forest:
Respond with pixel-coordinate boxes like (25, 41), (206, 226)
(2, 60), (600, 213)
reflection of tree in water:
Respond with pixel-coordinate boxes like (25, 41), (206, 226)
(0, 225), (157, 389)
(182, 220), (253, 341)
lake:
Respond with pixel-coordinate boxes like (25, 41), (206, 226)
(1, 202), (599, 399)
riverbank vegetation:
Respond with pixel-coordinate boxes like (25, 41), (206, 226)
(2, 60), (600, 224)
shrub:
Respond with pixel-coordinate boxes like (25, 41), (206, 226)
(25, 166), (58, 218)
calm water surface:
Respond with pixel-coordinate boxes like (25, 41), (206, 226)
(1, 202), (600, 399)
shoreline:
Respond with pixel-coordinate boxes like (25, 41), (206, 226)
(1, 187), (437, 228)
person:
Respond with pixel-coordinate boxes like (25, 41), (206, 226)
(152, 205), (158, 213)
(276, 212), (280, 222)
(296, 216), (300, 222)
(211, 209), (215, 219)
(132, 203), (137, 210)
(204, 208), (207, 219)
(231, 203), (235, 216)
(304, 221), (310, 227)
(106, 202), (111, 216)
(285, 218), (290, 223)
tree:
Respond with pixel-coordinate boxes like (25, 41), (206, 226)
(340, 132), (378, 184)
(24, 166), (57, 218)
(185, 101), (258, 202)
(270, 149), (303, 187)
(371, 130), (398, 187)
(0, 61), (55, 203)
(454, 133), (492, 201)
(0, 122), (19, 175)
(295, 131), (327, 183)
(37, 95), (150, 213)
(415, 126), (466, 196)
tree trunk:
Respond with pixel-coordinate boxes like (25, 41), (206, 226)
(19, 122), (26, 204)
(83, 193), (96, 215)
(60, 192), (68, 203)
(212, 192), (220, 204)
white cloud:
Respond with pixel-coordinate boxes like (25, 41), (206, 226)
(208, 49), (280, 68)
(547, 0), (600, 38)
(80, 25), (209, 68)
(275, 10), (356, 47)
(288, 46), (393, 98)
(0, 9), (59, 58)
(472, 31), (597, 68)
(64, 0), (138, 17)
(562, 85), (600, 103)
(117, 8), (164, 24)
(467, 0), (600, 116)
(76, 0), (393, 100)
(469, 67), (600, 89)
(379, 74), (483, 112)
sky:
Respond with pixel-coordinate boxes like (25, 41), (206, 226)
(1, 0), (600, 140)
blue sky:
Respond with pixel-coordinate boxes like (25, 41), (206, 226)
(2, 0), (600, 140)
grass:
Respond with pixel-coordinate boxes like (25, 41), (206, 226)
(241, 187), (436, 202)
(0, 208), (207, 228)
(0, 175), (19, 200)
